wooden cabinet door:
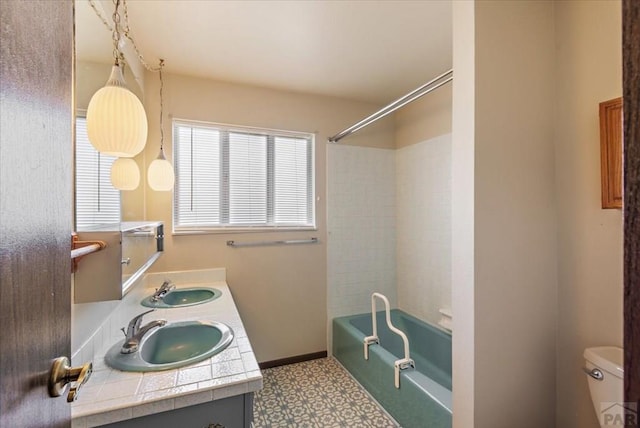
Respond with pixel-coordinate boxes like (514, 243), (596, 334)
(600, 97), (623, 209)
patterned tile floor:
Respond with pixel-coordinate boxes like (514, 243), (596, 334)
(252, 357), (399, 428)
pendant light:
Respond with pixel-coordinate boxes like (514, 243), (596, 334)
(86, 0), (148, 158)
(147, 60), (175, 191)
(111, 158), (140, 190)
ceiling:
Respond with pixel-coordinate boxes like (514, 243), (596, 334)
(75, 0), (452, 105)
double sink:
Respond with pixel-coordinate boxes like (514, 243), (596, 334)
(105, 285), (232, 372)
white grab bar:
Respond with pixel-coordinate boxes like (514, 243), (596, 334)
(363, 292), (415, 388)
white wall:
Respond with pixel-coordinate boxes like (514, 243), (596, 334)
(327, 144), (397, 323)
(395, 85), (452, 149)
(452, 2), (623, 426)
(554, 2), (623, 427)
(451, 2), (476, 426)
(453, 2), (558, 426)
(475, 2), (558, 424)
(396, 134), (452, 326)
(141, 72), (395, 363)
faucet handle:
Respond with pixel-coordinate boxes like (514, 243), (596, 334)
(127, 309), (156, 335)
(153, 280), (174, 296)
(160, 280), (175, 291)
(132, 308), (155, 322)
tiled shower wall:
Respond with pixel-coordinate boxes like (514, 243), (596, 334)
(396, 134), (452, 326)
(327, 144), (397, 322)
(327, 135), (452, 347)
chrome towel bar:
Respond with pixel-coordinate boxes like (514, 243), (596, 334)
(226, 237), (318, 247)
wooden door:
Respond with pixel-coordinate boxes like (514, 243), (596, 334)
(0, 1), (74, 427)
(623, 0), (640, 421)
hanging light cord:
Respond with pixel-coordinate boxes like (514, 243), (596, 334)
(159, 59), (165, 152)
(88, 0), (162, 72)
(110, 0), (121, 65)
(88, 0), (113, 32)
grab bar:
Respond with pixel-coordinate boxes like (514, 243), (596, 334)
(226, 237), (318, 247)
(364, 292), (415, 388)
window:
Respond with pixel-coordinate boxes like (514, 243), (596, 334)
(173, 120), (315, 231)
(75, 116), (120, 229)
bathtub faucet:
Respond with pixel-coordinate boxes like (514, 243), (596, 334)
(120, 309), (166, 354)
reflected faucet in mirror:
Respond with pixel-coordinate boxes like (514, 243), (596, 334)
(151, 280), (175, 303)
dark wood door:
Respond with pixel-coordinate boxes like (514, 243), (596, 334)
(623, 0), (640, 420)
(0, 1), (74, 427)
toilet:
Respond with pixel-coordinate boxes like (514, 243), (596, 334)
(583, 346), (625, 427)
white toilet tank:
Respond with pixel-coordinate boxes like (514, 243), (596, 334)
(583, 346), (625, 427)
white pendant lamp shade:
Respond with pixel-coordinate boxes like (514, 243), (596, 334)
(148, 149), (174, 191)
(87, 65), (148, 158)
(111, 158), (140, 190)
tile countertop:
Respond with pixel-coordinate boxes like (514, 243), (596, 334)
(71, 269), (262, 428)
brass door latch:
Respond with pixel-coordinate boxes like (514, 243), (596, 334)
(48, 356), (93, 402)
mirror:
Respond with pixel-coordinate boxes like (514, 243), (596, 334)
(74, 221), (164, 303)
(75, 0), (146, 230)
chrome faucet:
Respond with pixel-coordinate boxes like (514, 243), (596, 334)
(151, 280), (176, 302)
(120, 309), (166, 354)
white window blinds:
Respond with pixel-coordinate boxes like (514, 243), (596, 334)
(174, 121), (315, 231)
(175, 126), (221, 226)
(229, 132), (267, 224)
(274, 136), (313, 224)
(75, 117), (120, 229)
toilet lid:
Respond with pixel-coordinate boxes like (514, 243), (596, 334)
(584, 346), (624, 378)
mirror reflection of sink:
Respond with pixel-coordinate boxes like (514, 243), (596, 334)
(104, 320), (233, 372)
(141, 287), (222, 308)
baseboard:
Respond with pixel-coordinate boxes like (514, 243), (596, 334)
(258, 351), (327, 370)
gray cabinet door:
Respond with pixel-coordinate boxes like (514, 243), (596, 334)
(101, 393), (254, 428)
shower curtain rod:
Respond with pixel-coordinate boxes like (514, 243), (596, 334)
(328, 69), (453, 144)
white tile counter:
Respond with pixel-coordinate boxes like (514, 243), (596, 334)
(71, 269), (262, 428)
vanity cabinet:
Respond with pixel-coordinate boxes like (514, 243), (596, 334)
(74, 221), (164, 303)
(98, 393), (253, 428)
